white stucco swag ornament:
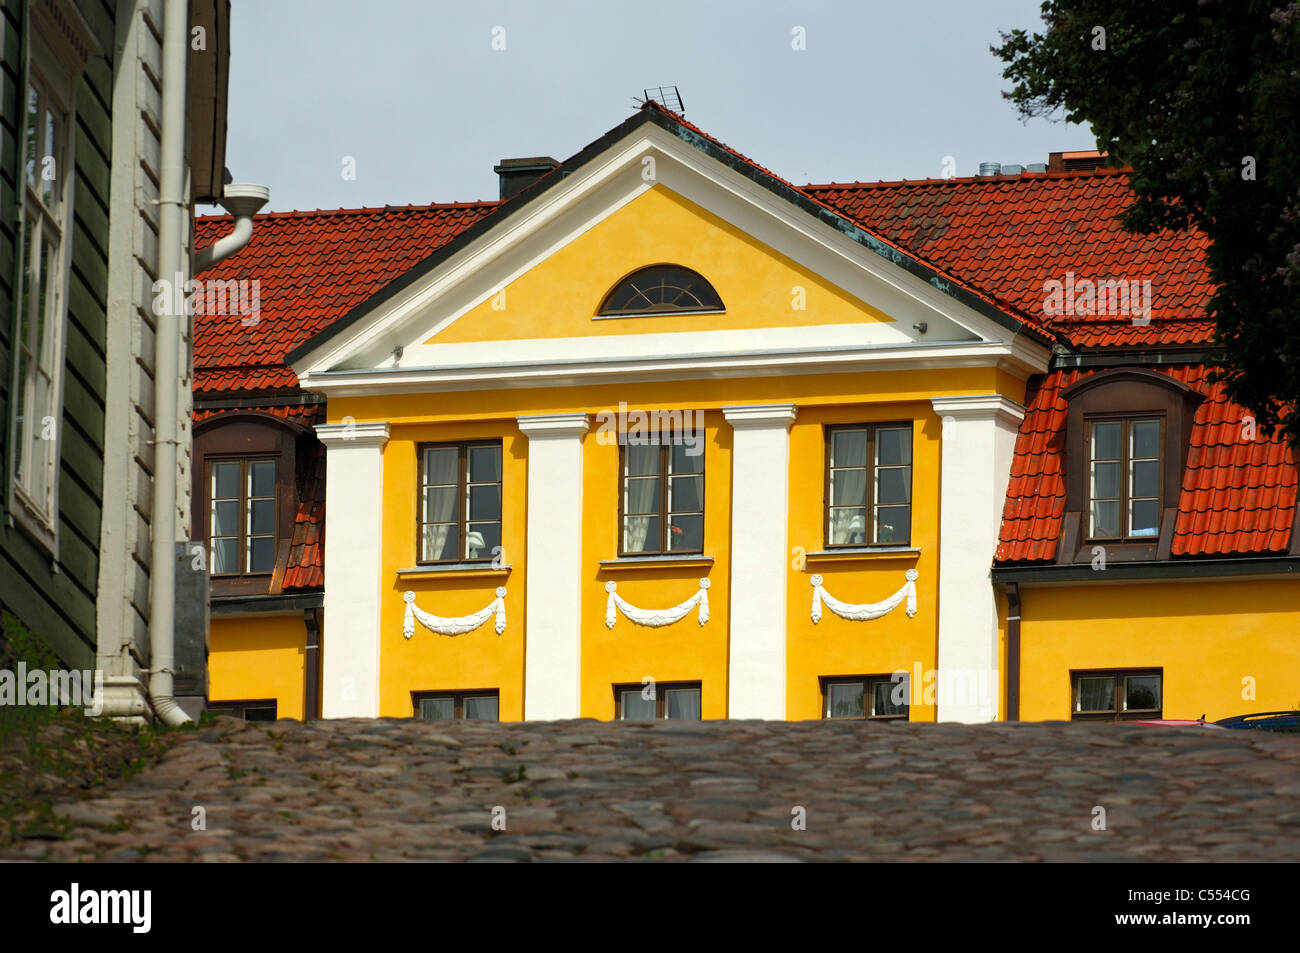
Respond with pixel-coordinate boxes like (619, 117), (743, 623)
(810, 570), (918, 623)
(403, 587), (507, 638)
(605, 578), (710, 629)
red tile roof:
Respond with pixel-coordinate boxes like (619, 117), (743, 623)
(996, 365), (1297, 563)
(804, 172), (1214, 349)
(193, 201), (497, 395)
(191, 104), (1295, 569)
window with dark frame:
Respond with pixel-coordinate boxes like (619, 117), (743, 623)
(1071, 669), (1163, 720)
(208, 699), (277, 722)
(619, 435), (704, 555)
(825, 424), (912, 547)
(598, 265), (724, 316)
(412, 690), (500, 721)
(822, 675), (909, 720)
(9, 62), (73, 544)
(418, 441), (502, 564)
(614, 682), (702, 720)
(1086, 416), (1163, 540)
(208, 457), (278, 575)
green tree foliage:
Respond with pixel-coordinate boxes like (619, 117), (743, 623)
(995, 1), (1300, 445)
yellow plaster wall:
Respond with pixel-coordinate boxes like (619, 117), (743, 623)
(426, 185), (892, 343)
(345, 367), (1016, 721)
(1015, 579), (1300, 721)
(209, 615), (307, 720)
(784, 402), (940, 720)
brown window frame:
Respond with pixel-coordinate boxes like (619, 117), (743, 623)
(411, 689), (500, 721)
(208, 699), (278, 722)
(820, 675), (910, 721)
(613, 681), (702, 720)
(1069, 668), (1163, 721)
(823, 422), (913, 549)
(206, 455), (279, 578)
(416, 440), (503, 565)
(1058, 368), (1205, 565)
(192, 412), (306, 597)
(617, 434), (704, 557)
(1083, 414), (1165, 542)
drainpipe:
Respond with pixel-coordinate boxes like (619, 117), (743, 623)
(151, 0), (268, 725)
(1005, 582), (1022, 722)
(148, 0), (193, 726)
(194, 183), (269, 273)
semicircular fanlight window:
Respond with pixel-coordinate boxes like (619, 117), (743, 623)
(598, 265), (724, 316)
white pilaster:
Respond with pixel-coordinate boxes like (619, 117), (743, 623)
(930, 395), (1024, 722)
(517, 413), (589, 720)
(723, 404), (797, 719)
(315, 421), (390, 718)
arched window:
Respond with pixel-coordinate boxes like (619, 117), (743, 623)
(598, 265), (723, 316)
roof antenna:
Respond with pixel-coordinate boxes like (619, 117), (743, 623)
(636, 85), (684, 115)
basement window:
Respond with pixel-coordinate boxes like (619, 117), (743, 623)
(1071, 669), (1162, 720)
(413, 690), (500, 721)
(821, 675), (909, 720)
(615, 682), (701, 719)
(209, 699), (278, 722)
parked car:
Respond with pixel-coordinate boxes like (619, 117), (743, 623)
(1214, 711), (1300, 733)
(1126, 716), (1224, 728)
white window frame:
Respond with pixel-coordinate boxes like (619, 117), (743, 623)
(7, 30), (79, 555)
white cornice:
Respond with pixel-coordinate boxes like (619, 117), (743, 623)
(722, 404), (797, 430)
(516, 413), (591, 438)
(930, 394), (1026, 427)
(314, 421), (391, 448)
(301, 340), (1049, 399)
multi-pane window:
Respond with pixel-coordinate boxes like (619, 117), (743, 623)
(598, 266), (724, 316)
(418, 442), (502, 563)
(1071, 669), (1162, 720)
(208, 700), (277, 722)
(615, 682), (702, 720)
(620, 437), (704, 555)
(1087, 417), (1162, 539)
(209, 458), (277, 575)
(413, 690), (500, 721)
(822, 676), (909, 720)
(825, 424), (912, 546)
(9, 72), (71, 535)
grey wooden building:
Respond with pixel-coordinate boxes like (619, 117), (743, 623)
(1, 0), (256, 721)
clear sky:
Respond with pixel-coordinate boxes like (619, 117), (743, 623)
(223, 0), (1091, 213)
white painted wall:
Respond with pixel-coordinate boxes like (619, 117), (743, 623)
(316, 422), (390, 717)
(930, 395), (1024, 722)
(723, 405), (797, 718)
(517, 414), (589, 719)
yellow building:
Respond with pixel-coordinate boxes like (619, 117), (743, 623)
(193, 105), (1299, 724)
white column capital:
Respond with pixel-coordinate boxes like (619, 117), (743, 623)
(931, 395), (1024, 427)
(722, 404), (797, 430)
(315, 421), (391, 448)
(517, 413), (590, 438)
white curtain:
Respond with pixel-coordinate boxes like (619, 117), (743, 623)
(623, 479), (657, 552)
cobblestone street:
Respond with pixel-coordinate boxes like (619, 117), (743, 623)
(9, 718), (1300, 862)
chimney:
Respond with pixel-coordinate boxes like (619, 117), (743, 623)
(1048, 150), (1108, 172)
(493, 157), (560, 200)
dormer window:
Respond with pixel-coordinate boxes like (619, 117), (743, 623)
(598, 265), (723, 317)
(1086, 417), (1163, 540)
(1059, 368), (1204, 563)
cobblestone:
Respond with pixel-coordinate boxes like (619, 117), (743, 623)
(4, 717), (1298, 862)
